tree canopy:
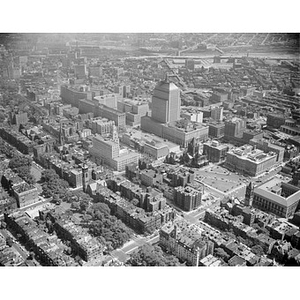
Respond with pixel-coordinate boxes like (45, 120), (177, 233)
(7, 154), (35, 184)
(0, 112), (5, 123)
(251, 245), (265, 256)
(41, 169), (69, 198)
(8, 155), (32, 169)
(86, 203), (132, 250)
(214, 247), (230, 262)
(129, 244), (181, 266)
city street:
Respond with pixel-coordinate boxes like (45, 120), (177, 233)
(182, 198), (220, 224)
(111, 232), (159, 263)
(18, 196), (52, 212)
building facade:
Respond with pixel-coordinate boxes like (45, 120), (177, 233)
(225, 145), (277, 177)
(203, 140), (230, 163)
(173, 185), (202, 211)
(89, 135), (140, 171)
(208, 122), (225, 138)
(251, 178), (300, 218)
(159, 220), (214, 266)
(151, 78), (181, 124)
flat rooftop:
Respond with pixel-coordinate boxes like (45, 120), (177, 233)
(124, 129), (180, 150)
(204, 140), (229, 150)
(229, 145), (276, 163)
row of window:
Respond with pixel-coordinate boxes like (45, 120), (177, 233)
(253, 195), (285, 215)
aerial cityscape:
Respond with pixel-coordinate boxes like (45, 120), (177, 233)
(0, 32), (300, 267)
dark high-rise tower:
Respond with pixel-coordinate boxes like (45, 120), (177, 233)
(151, 75), (181, 124)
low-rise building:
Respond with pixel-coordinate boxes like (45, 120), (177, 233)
(4, 212), (75, 266)
(225, 145), (277, 177)
(0, 245), (24, 266)
(140, 169), (163, 187)
(117, 98), (149, 126)
(160, 219), (214, 266)
(121, 129), (181, 160)
(267, 113), (285, 129)
(203, 140), (230, 163)
(1, 169), (39, 208)
(181, 111), (203, 123)
(47, 210), (104, 262)
(199, 254), (222, 267)
(228, 255), (247, 266)
(93, 186), (175, 234)
(0, 127), (35, 154)
(12, 182), (39, 208)
(173, 185), (202, 211)
(87, 118), (115, 136)
(89, 135), (140, 171)
(252, 177), (300, 218)
(249, 138), (285, 163)
(0, 187), (18, 215)
(141, 116), (209, 147)
(167, 167), (195, 188)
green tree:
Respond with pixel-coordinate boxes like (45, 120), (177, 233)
(92, 203), (111, 216)
(16, 165), (36, 185)
(8, 155), (32, 169)
(79, 199), (89, 212)
(214, 247), (230, 262)
(52, 194), (61, 205)
(0, 112), (5, 123)
(41, 169), (60, 183)
(41, 169), (69, 198)
(88, 215), (132, 250)
(71, 201), (80, 210)
(76, 190), (93, 202)
(63, 191), (76, 203)
(105, 241), (114, 253)
(251, 245), (265, 256)
(129, 244), (181, 266)
(6, 237), (13, 247)
(46, 219), (54, 233)
(82, 214), (93, 224)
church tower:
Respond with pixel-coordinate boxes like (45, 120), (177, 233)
(59, 122), (65, 146)
(82, 163), (89, 192)
(245, 182), (254, 207)
(112, 125), (119, 144)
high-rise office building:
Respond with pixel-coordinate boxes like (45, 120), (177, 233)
(224, 117), (246, 139)
(151, 77), (180, 124)
(211, 106), (224, 122)
(141, 77), (209, 147)
(74, 64), (87, 79)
